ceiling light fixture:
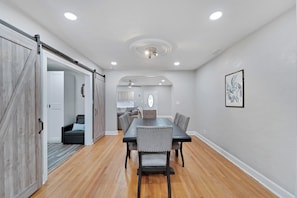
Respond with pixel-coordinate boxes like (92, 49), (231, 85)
(209, 11), (223, 20)
(128, 80), (134, 88)
(129, 38), (172, 59)
(144, 47), (158, 59)
(174, 62), (180, 66)
(111, 61), (117, 66)
(64, 12), (78, 21)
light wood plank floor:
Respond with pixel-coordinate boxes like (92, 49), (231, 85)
(31, 133), (277, 198)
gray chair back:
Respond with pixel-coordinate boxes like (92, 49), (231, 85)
(173, 112), (181, 125)
(119, 113), (130, 134)
(142, 110), (157, 119)
(177, 115), (190, 132)
(136, 126), (173, 152)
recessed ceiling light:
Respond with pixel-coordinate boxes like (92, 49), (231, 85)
(111, 61), (117, 66)
(161, 79), (165, 83)
(174, 62), (180, 66)
(158, 83), (162, 86)
(209, 11), (223, 20)
(64, 12), (77, 21)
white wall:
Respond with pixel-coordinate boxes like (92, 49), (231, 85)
(142, 86), (172, 115)
(64, 71), (86, 121)
(74, 74), (85, 115)
(104, 70), (196, 132)
(195, 9), (296, 196)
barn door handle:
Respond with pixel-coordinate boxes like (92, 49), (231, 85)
(81, 83), (85, 98)
(38, 118), (44, 134)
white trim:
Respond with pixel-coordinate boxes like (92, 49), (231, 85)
(84, 75), (93, 145)
(105, 130), (119, 135)
(191, 131), (294, 198)
(41, 49), (94, 184)
(186, 131), (196, 136)
(41, 50), (48, 183)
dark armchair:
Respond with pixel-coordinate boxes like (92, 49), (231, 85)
(61, 115), (85, 144)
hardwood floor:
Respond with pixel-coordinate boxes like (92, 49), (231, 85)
(31, 133), (277, 198)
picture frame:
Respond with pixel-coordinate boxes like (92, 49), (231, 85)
(225, 70), (244, 107)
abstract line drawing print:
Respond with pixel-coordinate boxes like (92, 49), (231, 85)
(225, 70), (244, 107)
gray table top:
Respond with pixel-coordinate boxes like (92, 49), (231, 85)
(123, 118), (192, 143)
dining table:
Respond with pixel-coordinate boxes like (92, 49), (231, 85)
(123, 117), (192, 143)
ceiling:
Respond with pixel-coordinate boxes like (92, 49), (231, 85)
(3, 0), (295, 71)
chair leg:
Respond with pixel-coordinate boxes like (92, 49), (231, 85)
(166, 152), (171, 198)
(180, 143), (184, 167)
(138, 171), (142, 198)
(138, 153), (142, 198)
(127, 144), (131, 158)
(167, 173), (171, 198)
(175, 149), (178, 157)
(125, 144), (129, 169)
(125, 155), (128, 169)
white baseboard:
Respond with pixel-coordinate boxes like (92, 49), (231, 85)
(105, 130), (119, 135)
(190, 131), (294, 198)
(47, 137), (61, 143)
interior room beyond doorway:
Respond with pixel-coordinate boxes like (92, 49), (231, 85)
(116, 75), (173, 129)
(41, 51), (93, 182)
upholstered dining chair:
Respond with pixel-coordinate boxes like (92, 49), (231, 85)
(172, 114), (190, 167)
(142, 109), (157, 119)
(119, 113), (137, 169)
(136, 126), (173, 198)
(173, 112), (181, 125)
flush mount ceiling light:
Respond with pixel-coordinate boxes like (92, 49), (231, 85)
(174, 61), (180, 66)
(209, 11), (223, 20)
(129, 38), (173, 59)
(111, 61), (117, 66)
(64, 12), (77, 21)
(144, 47), (158, 59)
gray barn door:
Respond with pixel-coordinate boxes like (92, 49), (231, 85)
(0, 25), (42, 197)
(93, 73), (105, 142)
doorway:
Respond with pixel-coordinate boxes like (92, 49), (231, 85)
(41, 50), (93, 182)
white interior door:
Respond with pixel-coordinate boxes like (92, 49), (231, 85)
(47, 71), (64, 143)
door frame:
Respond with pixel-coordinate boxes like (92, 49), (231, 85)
(41, 49), (93, 183)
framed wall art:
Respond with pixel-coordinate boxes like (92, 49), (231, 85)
(225, 70), (244, 107)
